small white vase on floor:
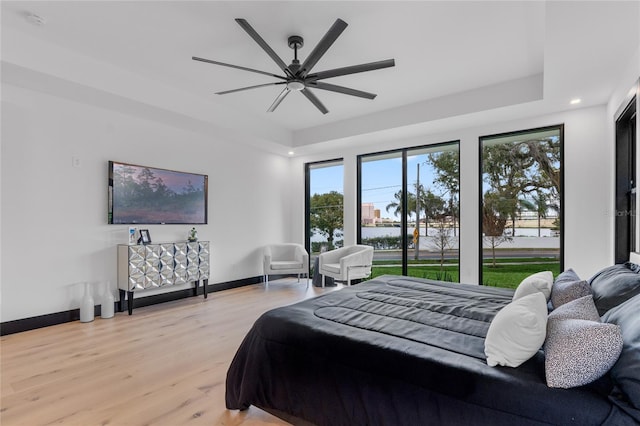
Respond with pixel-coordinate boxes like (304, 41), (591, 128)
(80, 282), (95, 323)
(101, 281), (115, 319)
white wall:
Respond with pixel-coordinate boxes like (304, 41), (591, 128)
(0, 84), (292, 322)
(291, 105), (613, 283)
(2, 62), (637, 324)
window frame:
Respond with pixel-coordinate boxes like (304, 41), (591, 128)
(357, 141), (460, 279)
(305, 158), (344, 260)
(478, 124), (564, 285)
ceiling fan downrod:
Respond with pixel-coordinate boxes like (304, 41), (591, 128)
(287, 35), (303, 75)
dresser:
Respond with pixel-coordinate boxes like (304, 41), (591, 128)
(117, 241), (210, 314)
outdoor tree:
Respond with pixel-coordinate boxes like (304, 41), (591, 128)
(483, 143), (535, 233)
(483, 139), (560, 232)
(429, 216), (456, 271)
(386, 186), (446, 233)
(519, 192), (553, 237)
(420, 189), (446, 236)
(310, 191), (344, 250)
(426, 151), (460, 235)
(482, 191), (514, 267)
(520, 138), (561, 195)
(385, 189), (416, 220)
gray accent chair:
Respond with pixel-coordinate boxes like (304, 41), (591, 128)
(318, 245), (374, 287)
(263, 243), (309, 287)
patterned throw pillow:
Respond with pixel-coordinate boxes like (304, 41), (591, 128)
(513, 271), (554, 301)
(550, 279), (592, 309)
(545, 318), (623, 388)
(548, 295), (599, 322)
(485, 292), (547, 367)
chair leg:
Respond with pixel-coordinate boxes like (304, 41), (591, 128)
(322, 275), (325, 288)
(265, 275), (269, 287)
(297, 273), (300, 283)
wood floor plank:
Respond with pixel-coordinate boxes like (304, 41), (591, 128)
(1, 279), (339, 425)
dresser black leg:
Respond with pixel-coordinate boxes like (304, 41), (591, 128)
(203, 279), (208, 298)
(127, 291), (134, 315)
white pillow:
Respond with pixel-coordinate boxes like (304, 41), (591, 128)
(485, 292), (548, 367)
(513, 271), (554, 301)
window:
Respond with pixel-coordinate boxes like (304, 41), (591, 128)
(359, 150), (404, 274)
(359, 142), (459, 281)
(480, 126), (563, 288)
(305, 160), (344, 266)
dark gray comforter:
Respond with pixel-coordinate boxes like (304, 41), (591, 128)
(226, 275), (636, 425)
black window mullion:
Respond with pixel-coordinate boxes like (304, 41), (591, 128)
(402, 150), (408, 276)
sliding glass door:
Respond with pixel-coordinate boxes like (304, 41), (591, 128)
(359, 151), (405, 275)
(406, 145), (460, 281)
(359, 142), (459, 281)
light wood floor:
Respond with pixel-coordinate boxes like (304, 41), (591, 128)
(1, 279), (340, 425)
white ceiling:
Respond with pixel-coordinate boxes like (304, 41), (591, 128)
(1, 1), (639, 153)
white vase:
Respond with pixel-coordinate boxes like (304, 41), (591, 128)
(80, 282), (95, 323)
(101, 281), (115, 319)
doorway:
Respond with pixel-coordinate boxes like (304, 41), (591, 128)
(615, 96), (637, 263)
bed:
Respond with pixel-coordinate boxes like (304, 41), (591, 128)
(226, 273), (640, 425)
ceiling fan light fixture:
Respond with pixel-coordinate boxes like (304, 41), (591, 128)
(286, 80), (305, 91)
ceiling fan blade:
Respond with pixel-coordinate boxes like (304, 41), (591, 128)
(216, 81), (286, 95)
(307, 59), (395, 81)
(299, 19), (348, 77)
(192, 56), (287, 80)
(301, 88), (329, 114)
(267, 87), (291, 112)
(307, 82), (376, 99)
(235, 19), (293, 78)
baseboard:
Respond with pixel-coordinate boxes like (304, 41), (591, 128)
(0, 276), (263, 336)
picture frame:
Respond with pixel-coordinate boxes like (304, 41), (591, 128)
(128, 227), (137, 245)
(138, 229), (152, 245)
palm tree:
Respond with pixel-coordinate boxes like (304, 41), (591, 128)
(519, 193), (550, 237)
(385, 190), (416, 221)
(420, 189), (446, 236)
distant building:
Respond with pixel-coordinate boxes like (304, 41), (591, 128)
(362, 203), (376, 224)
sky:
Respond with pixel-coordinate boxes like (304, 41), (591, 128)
(310, 154), (442, 220)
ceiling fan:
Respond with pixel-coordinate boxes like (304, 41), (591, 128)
(192, 18), (395, 114)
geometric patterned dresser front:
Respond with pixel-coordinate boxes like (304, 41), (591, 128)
(117, 241), (210, 314)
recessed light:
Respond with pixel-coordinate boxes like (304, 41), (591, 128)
(288, 151), (295, 156)
(570, 98), (581, 105)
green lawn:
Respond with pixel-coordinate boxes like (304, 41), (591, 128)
(371, 265), (460, 282)
(482, 263), (561, 288)
(370, 260), (560, 289)
(372, 257), (557, 266)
